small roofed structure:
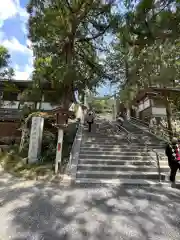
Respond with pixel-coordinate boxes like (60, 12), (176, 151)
(51, 106), (75, 128)
(131, 87), (180, 122)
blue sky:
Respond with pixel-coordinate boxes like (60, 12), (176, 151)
(0, 0), (33, 80)
(0, 0), (111, 96)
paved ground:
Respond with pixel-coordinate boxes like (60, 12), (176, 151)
(0, 172), (180, 240)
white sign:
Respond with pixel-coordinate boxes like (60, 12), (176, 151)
(144, 99), (150, 109)
(74, 89), (80, 103)
(28, 117), (44, 163)
(152, 107), (166, 116)
(138, 103), (144, 111)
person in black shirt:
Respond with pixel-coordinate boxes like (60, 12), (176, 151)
(165, 137), (180, 185)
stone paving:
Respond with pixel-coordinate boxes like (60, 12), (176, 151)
(0, 171), (180, 240)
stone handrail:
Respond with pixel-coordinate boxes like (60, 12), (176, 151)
(66, 120), (83, 181)
(110, 120), (132, 144)
(130, 116), (170, 143)
(123, 120), (163, 182)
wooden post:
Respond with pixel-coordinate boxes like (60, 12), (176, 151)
(51, 107), (75, 174)
(55, 128), (64, 174)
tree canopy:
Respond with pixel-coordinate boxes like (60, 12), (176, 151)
(104, 0), (180, 135)
(0, 45), (14, 79)
(24, 0), (180, 115)
(27, 0), (117, 108)
(106, 0), (180, 102)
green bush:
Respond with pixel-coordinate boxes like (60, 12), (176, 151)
(40, 130), (56, 163)
(15, 121), (78, 171)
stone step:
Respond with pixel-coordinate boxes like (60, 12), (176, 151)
(84, 137), (165, 142)
(84, 138), (129, 142)
(81, 152), (150, 158)
(143, 141), (166, 145)
(84, 137), (126, 141)
(80, 151), (149, 156)
(75, 178), (170, 186)
(80, 148), (149, 153)
(126, 122), (167, 143)
(84, 135), (126, 139)
(78, 159), (154, 166)
(76, 171), (165, 180)
(159, 161), (180, 166)
(82, 144), (151, 149)
(83, 143), (165, 148)
(84, 141), (129, 145)
(159, 161), (169, 165)
(77, 164), (169, 172)
(79, 154), (151, 160)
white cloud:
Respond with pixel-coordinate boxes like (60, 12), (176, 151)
(1, 37), (32, 55)
(0, 0), (28, 28)
(14, 0), (29, 35)
(0, 31), (5, 41)
(14, 64), (33, 80)
(0, 0), (17, 27)
(0, 36), (34, 80)
(0, 1), (33, 81)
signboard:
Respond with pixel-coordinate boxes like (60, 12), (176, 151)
(138, 103), (144, 111)
(74, 89), (80, 103)
(28, 117), (44, 163)
(144, 99), (150, 109)
(152, 107), (166, 116)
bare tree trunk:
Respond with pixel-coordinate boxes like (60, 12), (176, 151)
(19, 123), (28, 153)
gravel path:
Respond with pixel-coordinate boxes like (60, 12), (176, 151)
(0, 171), (180, 240)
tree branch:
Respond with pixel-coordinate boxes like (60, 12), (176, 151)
(64, 0), (74, 13)
(78, 25), (110, 42)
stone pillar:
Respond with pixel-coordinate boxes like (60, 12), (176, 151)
(28, 117), (44, 163)
(126, 107), (130, 120)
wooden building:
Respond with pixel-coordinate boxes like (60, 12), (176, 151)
(0, 80), (61, 143)
(132, 87), (180, 122)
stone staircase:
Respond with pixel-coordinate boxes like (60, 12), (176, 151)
(75, 119), (169, 185)
(123, 120), (166, 148)
(124, 119), (180, 181)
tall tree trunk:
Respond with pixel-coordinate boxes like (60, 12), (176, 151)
(148, 72), (152, 87)
(124, 53), (131, 120)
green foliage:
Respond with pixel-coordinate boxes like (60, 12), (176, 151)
(0, 46), (10, 69)
(90, 96), (113, 113)
(0, 45), (14, 79)
(41, 131), (56, 163)
(19, 118), (78, 171)
(0, 150), (54, 180)
(27, 0), (117, 107)
(106, 0), (180, 104)
(91, 99), (105, 113)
